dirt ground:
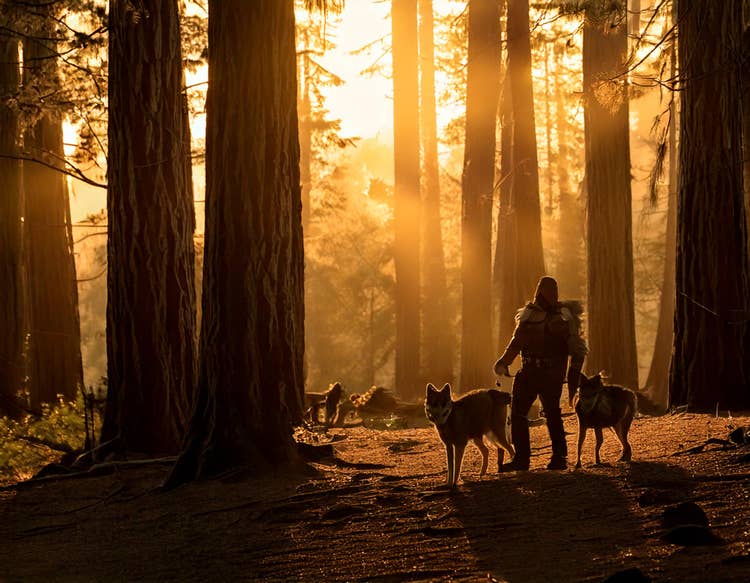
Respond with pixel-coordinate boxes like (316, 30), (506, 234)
(2, 409), (750, 582)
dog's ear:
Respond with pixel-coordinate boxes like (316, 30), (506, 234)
(426, 383), (437, 394)
(441, 383), (451, 394)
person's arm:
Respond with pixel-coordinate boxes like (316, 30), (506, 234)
(494, 325), (523, 377)
(566, 330), (588, 405)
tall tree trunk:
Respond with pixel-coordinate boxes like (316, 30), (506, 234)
(643, 9), (677, 408)
(495, 60), (516, 351)
(505, 0), (545, 321)
(0, 30), (25, 418)
(553, 41), (584, 301)
(743, 1), (750, 247)
(461, 0), (500, 391)
(419, 0), (453, 384)
(670, 1), (750, 411)
(392, 0), (421, 398)
(583, 3), (639, 390)
(102, 0), (196, 454)
(23, 8), (84, 410)
(629, 0), (641, 41)
(167, 0), (304, 486)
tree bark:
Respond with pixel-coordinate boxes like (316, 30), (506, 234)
(102, 0), (196, 454)
(495, 59), (516, 351)
(22, 7), (84, 410)
(392, 0), (421, 398)
(167, 0), (304, 486)
(553, 40), (584, 301)
(419, 0), (453, 385)
(583, 2), (639, 390)
(0, 29), (25, 418)
(670, 1), (750, 411)
(643, 10), (677, 408)
(460, 0), (500, 391)
(506, 0), (545, 317)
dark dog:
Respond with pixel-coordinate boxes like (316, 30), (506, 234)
(573, 373), (636, 468)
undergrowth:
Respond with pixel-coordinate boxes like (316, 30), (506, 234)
(0, 395), (94, 485)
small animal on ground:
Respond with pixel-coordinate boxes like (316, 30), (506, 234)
(424, 383), (515, 488)
(573, 373), (637, 468)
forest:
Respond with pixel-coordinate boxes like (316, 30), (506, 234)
(2, 0), (750, 581)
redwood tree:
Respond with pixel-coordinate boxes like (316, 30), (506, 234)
(670, 1), (750, 410)
(167, 0), (305, 485)
(498, 0), (545, 347)
(0, 23), (24, 418)
(460, 0), (500, 391)
(102, 0), (196, 454)
(419, 0), (453, 384)
(392, 0), (421, 398)
(583, 2), (639, 390)
(22, 7), (84, 410)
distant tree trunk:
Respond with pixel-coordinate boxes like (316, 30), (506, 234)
(629, 0), (641, 40)
(419, 0), (453, 384)
(543, 41), (553, 216)
(102, 0), (196, 454)
(670, 1), (750, 411)
(392, 0), (421, 398)
(22, 10), (84, 410)
(506, 0), (545, 316)
(460, 0), (500, 391)
(553, 41), (584, 301)
(643, 13), (677, 408)
(166, 0), (304, 486)
(494, 62), (516, 351)
(0, 31), (25, 418)
(583, 3), (639, 389)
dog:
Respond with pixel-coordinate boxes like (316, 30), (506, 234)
(424, 383), (515, 487)
(573, 373), (637, 468)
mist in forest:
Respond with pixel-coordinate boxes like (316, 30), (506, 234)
(64, 1), (670, 400)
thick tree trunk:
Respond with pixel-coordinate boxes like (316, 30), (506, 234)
(506, 0), (545, 315)
(419, 0), (453, 385)
(166, 0), (304, 486)
(554, 41), (584, 301)
(495, 63), (516, 351)
(670, 1), (750, 411)
(460, 0), (500, 391)
(299, 38), (312, 233)
(583, 3), (639, 390)
(743, 6), (750, 247)
(643, 18), (677, 408)
(23, 11), (84, 410)
(392, 0), (421, 398)
(102, 0), (196, 454)
(0, 31), (25, 418)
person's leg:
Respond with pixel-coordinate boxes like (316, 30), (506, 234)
(503, 371), (536, 470)
(539, 380), (567, 469)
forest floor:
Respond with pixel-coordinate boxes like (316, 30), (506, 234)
(2, 408), (750, 582)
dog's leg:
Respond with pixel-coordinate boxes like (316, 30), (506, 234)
(619, 406), (634, 462)
(594, 427), (604, 465)
(474, 438), (489, 478)
(452, 442), (467, 487)
(445, 442), (454, 486)
(575, 420), (586, 468)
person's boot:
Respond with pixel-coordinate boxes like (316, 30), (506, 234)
(500, 456), (530, 472)
(546, 456), (567, 470)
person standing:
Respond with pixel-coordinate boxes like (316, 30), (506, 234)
(494, 276), (587, 470)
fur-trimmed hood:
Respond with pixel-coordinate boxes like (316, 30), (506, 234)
(515, 299), (584, 328)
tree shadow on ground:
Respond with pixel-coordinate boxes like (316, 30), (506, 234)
(449, 461), (694, 582)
